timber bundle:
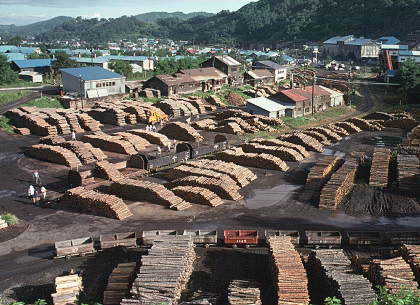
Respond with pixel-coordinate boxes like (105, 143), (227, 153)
(38, 109), (72, 134)
(51, 274), (83, 305)
(319, 157), (359, 210)
(326, 124), (350, 137)
(82, 133), (138, 155)
(159, 122), (204, 142)
(334, 122), (362, 134)
(250, 138), (310, 158)
(301, 130), (331, 145)
(241, 142), (304, 162)
(156, 99), (200, 117)
(76, 113), (102, 131)
(171, 186), (224, 207)
(60, 141), (107, 165)
(61, 186), (133, 220)
(267, 236), (310, 305)
(369, 148), (391, 188)
(307, 127), (342, 143)
(227, 280), (262, 305)
(346, 118), (382, 131)
(88, 106), (132, 126)
(128, 129), (171, 146)
(401, 245), (420, 285)
(215, 147), (289, 171)
(25, 144), (82, 168)
(103, 262), (137, 305)
(165, 165), (239, 186)
(368, 257), (418, 293)
(6, 108), (58, 136)
(113, 132), (151, 152)
(397, 155), (420, 191)
(310, 250), (376, 305)
(279, 133), (324, 152)
(124, 101), (169, 123)
(109, 179), (192, 210)
(128, 236), (196, 305)
(94, 160), (125, 181)
(407, 125), (420, 146)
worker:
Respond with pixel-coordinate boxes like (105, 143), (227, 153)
(167, 143), (171, 151)
(160, 120), (163, 128)
(33, 171), (40, 185)
(28, 185), (35, 199)
(71, 131), (76, 141)
(34, 189), (40, 206)
(186, 117), (191, 125)
(152, 125), (157, 132)
(157, 146), (161, 154)
(40, 186), (47, 201)
(196, 114), (200, 120)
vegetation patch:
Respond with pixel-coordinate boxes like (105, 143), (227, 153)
(0, 91), (29, 106)
(282, 106), (352, 129)
(1, 213), (19, 226)
(23, 97), (64, 108)
(0, 115), (15, 133)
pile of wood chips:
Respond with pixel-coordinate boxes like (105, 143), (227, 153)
(51, 274), (83, 305)
(160, 122), (204, 142)
(267, 236), (310, 305)
(128, 129), (171, 146)
(103, 262), (137, 305)
(227, 280), (261, 305)
(25, 144), (82, 168)
(369, 147), (391, 187)
(397, 154), (420, 192)
(242, 142), (304, 162)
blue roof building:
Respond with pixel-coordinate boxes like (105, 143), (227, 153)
(12, 59), (53, 73)
(4, 53), (25, 62)
(0, 45), (18, 53)
(378, 36), (400, 45)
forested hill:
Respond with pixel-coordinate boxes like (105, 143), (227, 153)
(134, 12), (214, 23)
(0, 16), (73, 36)
(37, 0), (420, 43)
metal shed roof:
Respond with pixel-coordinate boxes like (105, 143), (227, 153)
(60, 66), (124, 81)
(13, 59), (53, 69)
(247, 97), (291, 112)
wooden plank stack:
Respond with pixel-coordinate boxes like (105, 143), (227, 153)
(242, 142), (304, 162)
(82, 133), (138, 155)
(165, 165), (239, 186)
(227, 280), (261, 305)
(94, 160), (125, 181)
(6, 109), (58, 136)
(76, 113), (102, 132)
(310, 250), (376, 305)
(301, 130), (331, 145)
(110, 179), (192, 210)
(397, 155), (419, 191)
(401, 245), (420, 285)
(215, 147), (289, 171)
(307, 127), (342, 143)
(319, 157), (359, 210)
(25, 144), (82, 168)
(160, 122), (204, 142)
(368, 256), (418, 293)
(51, 274), (83, 305)
(128, 129), (171, 147)
(114, 132), (151, 151)
(129, 236), (196, 305)
(279, 133), (324, 152)
(369, 147), (391, 187)
(61, 187), (133, 220)
(103, 263), (137, 305)
(171, 186), (224, 207)
(334, 122), (362, 134)
(267, 236), (310, 305)
(251, 138), (309, 158)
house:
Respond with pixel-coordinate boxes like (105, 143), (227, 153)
(180, 67), (228, 91)
(71, 57), (109, 69)
(12, 59), (53, 74)
(246, 96), (293, 118)
(105, 56), (154, 71)
(397, 50), (420, 64)
(244, 69), (275, 87)
(379, 45), (409, 70)
(319, 86), (344, 107)
(252, 60), (288, 82)
(60, 66), (126, 98)
(322, 35), (380, 61)
(201, 55), (242, 85)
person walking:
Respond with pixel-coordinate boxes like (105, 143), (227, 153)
(28, 185), (35, 200)
(71, 131), (76, 141)
(40, 186), (47, 201)
(33, 189), (40, 206)
(33, 171), (40, 185)
(157, 146), (162, 154)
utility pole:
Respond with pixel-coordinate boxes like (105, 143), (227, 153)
(311, 72), (316, 116)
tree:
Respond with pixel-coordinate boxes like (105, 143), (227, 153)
(27, 53), (51, 59)
(0, 54), (18, 85)
(109, 60), (133, 77)
(8, 35), (23, 46)
(396, 59), (420, 102)
(52, 52), (78, 74)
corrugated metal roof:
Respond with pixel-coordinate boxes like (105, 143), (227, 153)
(380, 44), (409, 50)
(246, 69), (274, 79)
(378, 36), (400, 45)
(254, 60), (286, 70)
(0, 45), (18, 53)
(4, 53), (25, 62)
(71, 57), (109, 64)
(60, 66), (123, 81)
(319, 86), (344, 97)
(279, 89), (308, 103)
(323, 35), (354, 44)
(13, 59), (53, 69)
(399, 50), (420, 56)
(247, 97), (290, 112)
(105, 55), (149, 62)
(215, 55), (241, 66)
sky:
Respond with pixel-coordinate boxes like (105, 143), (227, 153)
(0, 0), (257, 25)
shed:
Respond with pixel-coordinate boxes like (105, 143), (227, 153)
(244, 69), (275, 86)
(19, 71), (43, 83)
(12, 59), (53, 74)
(246, 96), (292, 118)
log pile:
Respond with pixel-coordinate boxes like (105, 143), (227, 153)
(165, 165), (238, 186)
(213, 122), (245, 135)
(25, 144), (82, 168)
(124, 101), (168, 123)
(252, 115), (284, 127)
(227, 280), (261, 305)
(40, 135), (66, 145)
(301, 130), (331, 145)
(51, 274), (83, 305)
(310, 250), (376, 305)
(206, 95), (225, 108)
(41, 111), (72, 135)
(103, 262), (137, 305)
(307, 127), (342, 143)
(225, 117), (260, 133)
(59, 141), (104, 165)
(61, 187), (133, 220)
(192, 119), (217, 130)
(267, 236), (310, 305)
(241, 142), (304, 162)
(326, 124), (350, 137)
(368, 257), (418, 293)
(76, 113), (102, 132)
(6, 109), (58, 136)
(369, 148), (391, 187)
(334, 122), (362, 134)
(114, 132), (151, 151)
(156, 99), (199, 117)
(14, 127), (31, 135)
(383, 118), (418, 130)
(109, 179), (192, 210)
(184, 96), (207, 114)
(129, 236), (196, 305)
(171, 186), (224, 207)
(94, 160), (124, 181)
(364, 112), (396, 121)
(62, 112), (84, 133)
(82, 133), (138, 155)
(397, 155), (420, 191)
(88, 108), (127, 126)
(346, 118), (381, 131)
(159, 122), (204, 142)
(214, 147), (289, 171)
(407, 126), (420, 146)
(319, 158), (359, 210)
(279, 133), (324, 152)
(167, 175), (243, 201)
(251, 138), (310, 158)
(128, 129), (171, 146)
(187, 159), (257, 187)
(401, 245), (420, 285)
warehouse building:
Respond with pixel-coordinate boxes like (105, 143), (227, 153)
(244, 69), (275, 87)
(12, 59), (53, 74)
(60, 66), (126, 98)
(252, 60), (288, 82)
(246, 96), (293, 118)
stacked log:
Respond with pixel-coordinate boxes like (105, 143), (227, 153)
(88, 108), (127, 126)
(14, 127), (31, 135)
(346, 118), (381, 131)
(61, 187), (133, 220)
(110, 179), (192, 210)
(401, 245), (420, 285)
(59, 141), (100, 165)
(407, 126), (420, 146)
(184, 96), (207, 114)
(206, 95), (225, 108)
(214, 147), (289, 171)
(369, 148), (391, 187)
(368, 257), (418, 293)
(155, 99), (197, 117)
(42, 111), (72, 135)
(40, 135), (66, 145)
(125, 113), (137, 125)
(245, 117), (276, 132)
(225, 117), (259, 133)
(94, 160), (124, 181)
(6, 109), (58, 136)
(364, 112), (395, 121)
(25, 144), (82, 168)
(253, 115), (284, 127)
(213, 109), (252, 120)
(62, 112), (84, 133)
(334, 122), (362, 134)
(280, 133), (324, 152)
(128, 129), (171, 147)
(103, 262), (137, 305)
(165, 165), (238, 186)
(241, 143), (304, 162)
(187, 159), (257, 187)
(383, 118), (418, 130)
(192, 119), (217, 130)
(76, 113), (102, 132)
(307, 127), (342, 142)
(267, 236), (310, 305)
(159, 122), (204, 142)
(129, 236), (196, 305)
(319, 158), (359, 210)
(310, 250), (376, 305)
(51, 274), (83, 305)
(301, 130), (331, 145)
(167, 175), (243, 201)
(114, 132), (151, 152)
(227, 280), (261, 305)
(124, 101), (167, 123)
(397, 155), (420, 192)
(251, 138), (309, 158)
(326, 124), (350, 137)
(171, 186), (224, 207)
(213, 122), (245, 135)
(82, 134), (137, 155)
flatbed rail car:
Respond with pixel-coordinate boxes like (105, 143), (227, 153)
(224, 230), (259, 247)
(347, 232), (382, 247)
(265, 230), (300, 245)
(306, 231), (342, 248)
(141, 230), (178, 246)
(55, 237), (95, 259)
(388, 231), (420, 246)
(99, 232), (137, 249)
(183, 230), (218, 246)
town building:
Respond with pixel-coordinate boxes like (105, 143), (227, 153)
(246, 96), (293, 118)
(105, 56), (154, 71)
(11, 59), (53, 74)
(60, 66), (126, 98)
(244, 69), (275, 87)
(322, 35), (380, 61)
(201, 55), (242, 85)
(19, 71), (43, 83)
(71, 57), (109, 69)
(252, 60), (288, 82)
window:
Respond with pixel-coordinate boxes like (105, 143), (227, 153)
(97, 83), (102, 88)
(112, 82), (116, 86)
(305, 107), (310, 113)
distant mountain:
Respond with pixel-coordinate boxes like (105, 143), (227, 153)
(0, 16), (73, 36)
(135, 11), (214, 23)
